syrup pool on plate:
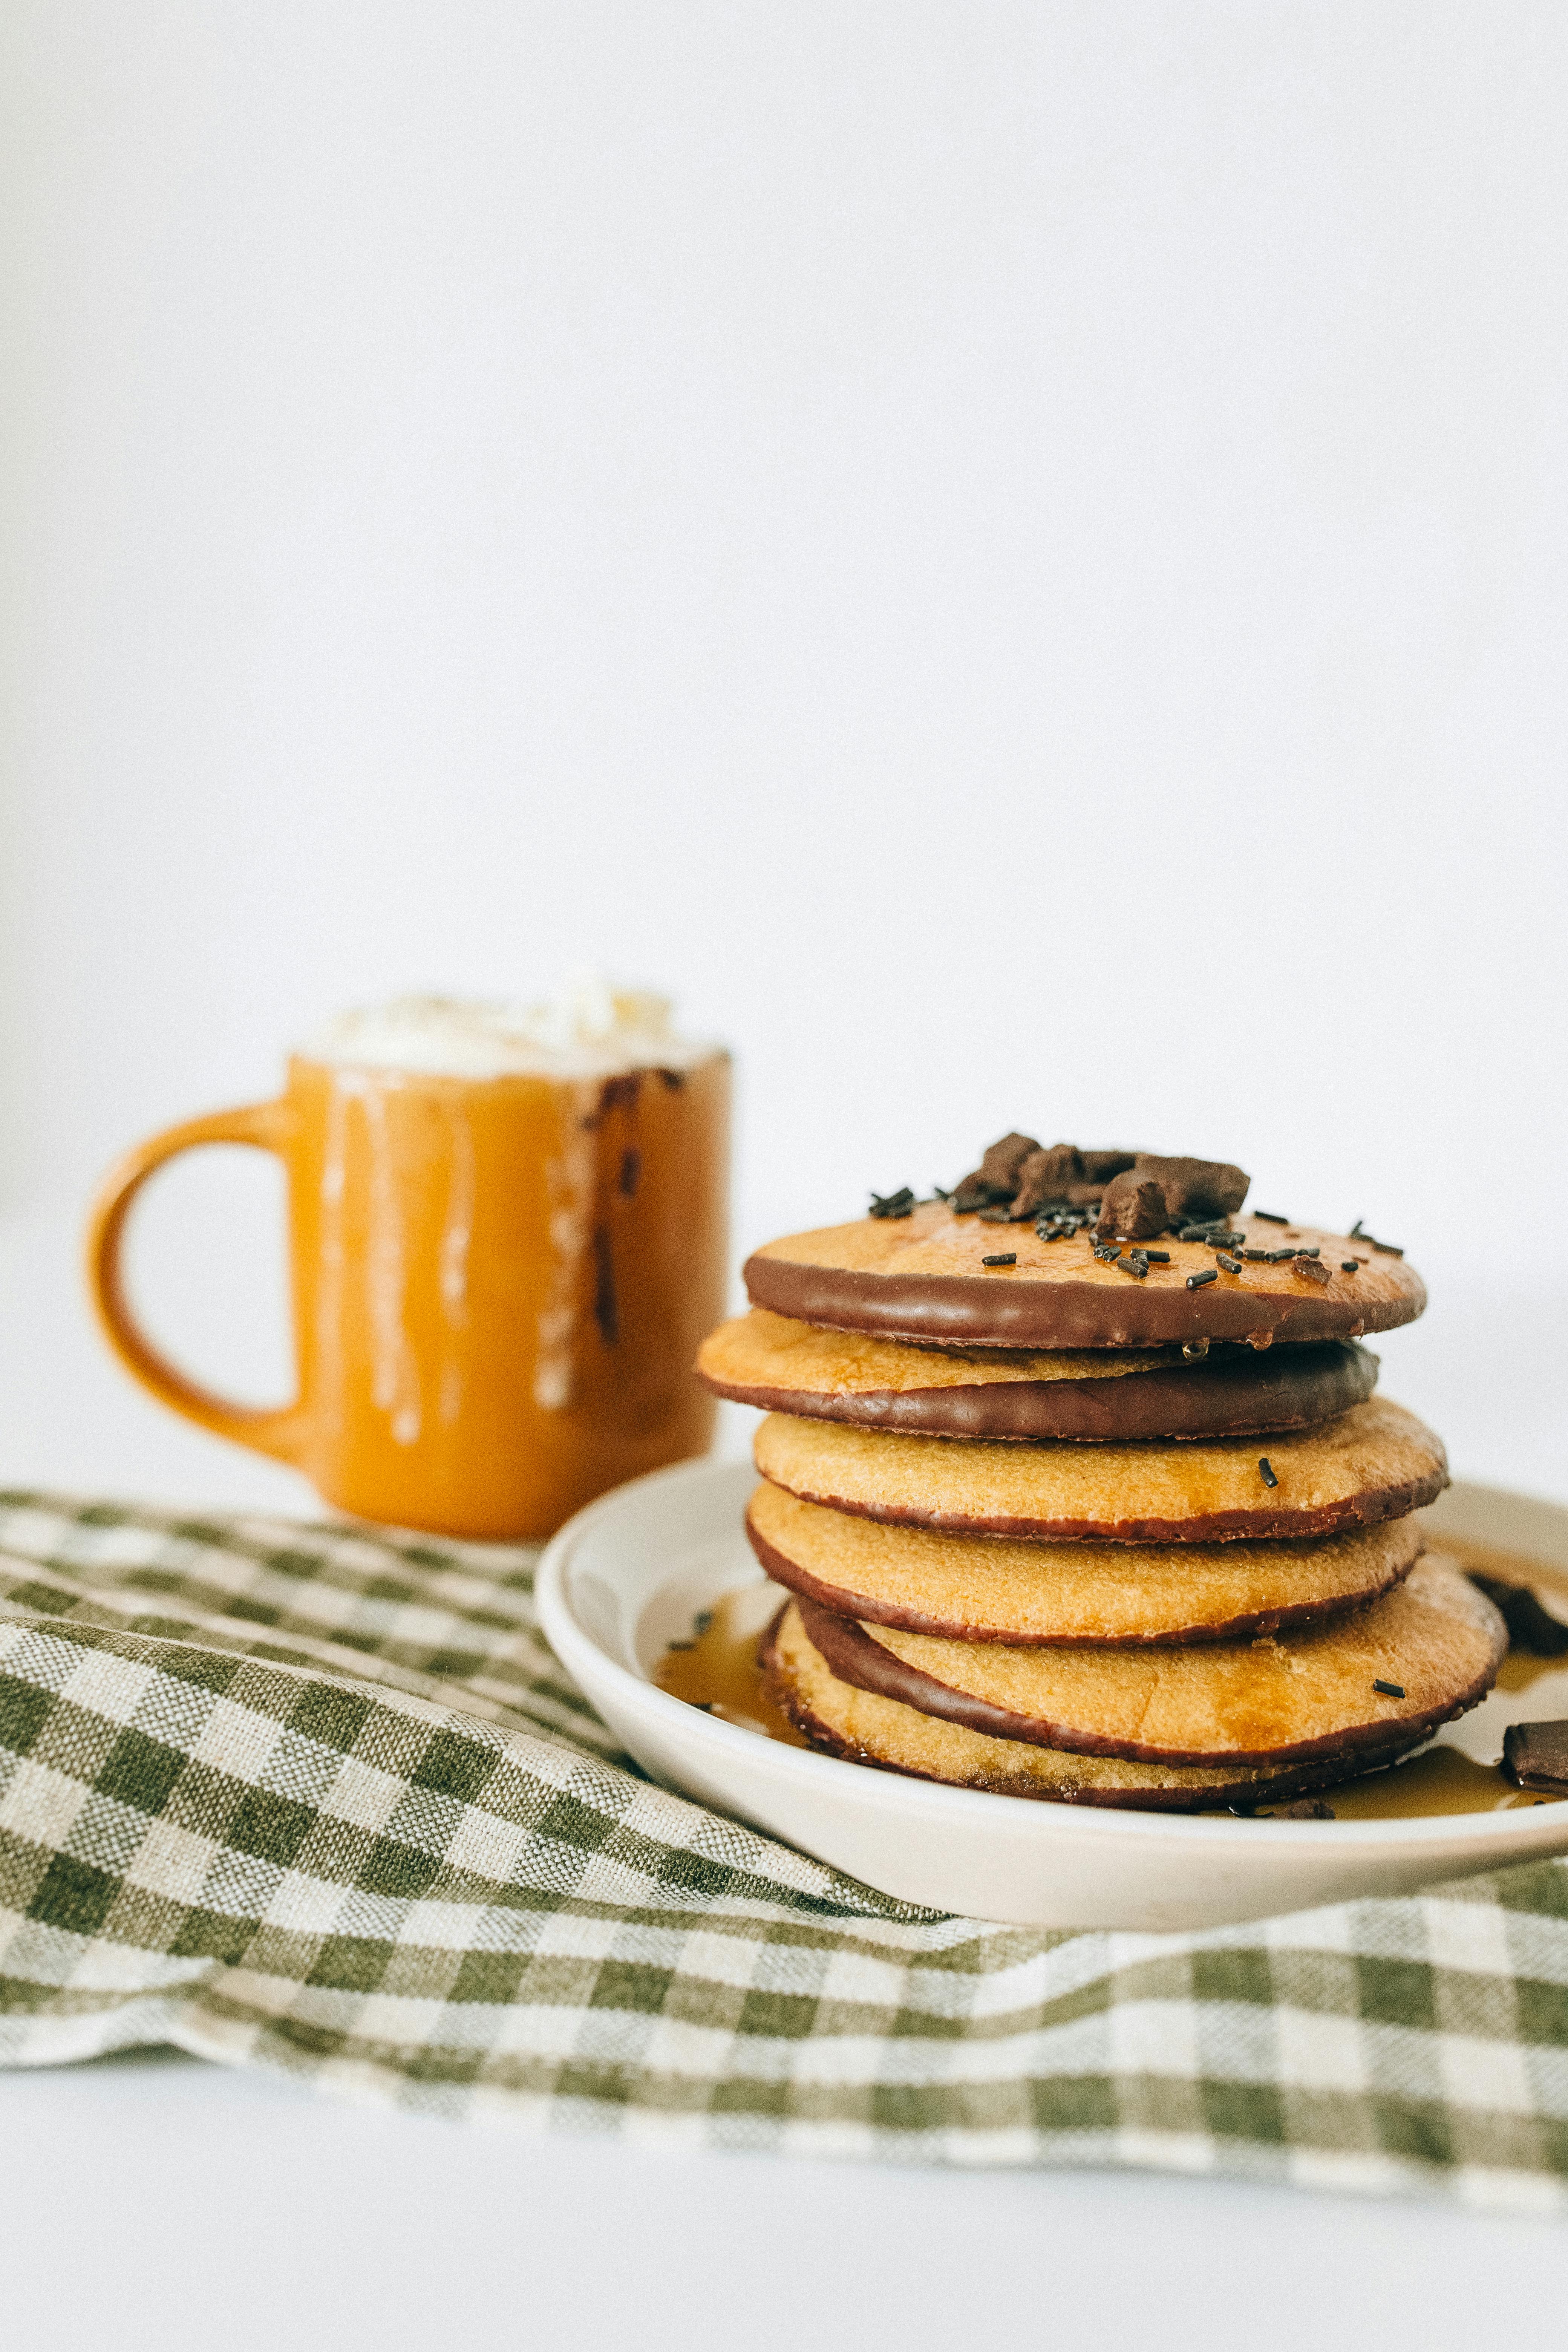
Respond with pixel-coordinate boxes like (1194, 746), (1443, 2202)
(655, 1588), (808, 1746)
(655, 1540), (1568, 1819)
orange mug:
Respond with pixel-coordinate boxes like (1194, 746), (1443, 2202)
(86, 1007), (730, 1540)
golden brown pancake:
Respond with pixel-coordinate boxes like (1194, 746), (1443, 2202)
(746, 1482), (1425, 1645)
(744, 1203), (1423, 1350)
(700, 1309), (1378, 1441)
(762, 1599), (1468, 1812)
(790, 1555), (1501, 1767)
(754, 1396), (1447, 1544)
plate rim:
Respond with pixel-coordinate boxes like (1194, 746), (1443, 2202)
(536, 1455), (1568, 1851)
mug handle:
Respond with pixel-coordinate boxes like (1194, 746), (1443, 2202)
(85, 1100), (308, 1464)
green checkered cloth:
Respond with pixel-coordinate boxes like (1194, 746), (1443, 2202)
(0, 1490), (1565, 2208)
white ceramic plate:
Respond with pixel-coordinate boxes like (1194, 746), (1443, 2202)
(536, 1460), (1568, 1931)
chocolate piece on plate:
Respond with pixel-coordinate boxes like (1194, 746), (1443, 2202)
(1467, 1575), (1568, 1657)
(1503, 1720), (1568, 1792)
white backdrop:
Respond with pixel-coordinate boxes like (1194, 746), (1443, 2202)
(3, 0), (1565, 1514)
(5, 12), (1568, 2341)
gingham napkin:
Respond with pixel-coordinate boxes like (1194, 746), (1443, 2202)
(0, 1490), (1564, 2209)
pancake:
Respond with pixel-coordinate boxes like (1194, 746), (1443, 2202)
(746, 1482), (1425, 1645)
(745, 1202), (1424, 1350)
(789, 1555), (1502, 1768)
(762, 1600), (1450, 1812)
(753, 1396), (1447, 1543)
(699, 1309), (1378, 1441)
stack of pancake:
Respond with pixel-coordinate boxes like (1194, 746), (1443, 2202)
(697, 1137), (1505, 1812)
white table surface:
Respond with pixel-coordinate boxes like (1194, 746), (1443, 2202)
(3, 1204), (1565, 2348)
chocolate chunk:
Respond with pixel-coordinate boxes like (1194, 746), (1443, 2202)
(1009, 1143), (1087, 1220)
(1503, 1720), (1568, 1792)
(1468, 1574), (1568, 1656)
(1064, 1182), (1106, 1207)
(977, 1132), (1042, 1192)
(1095, 1172), (1169, 1240)
(948, 1171), (995, 1213)
(1131, 1154), (1250, 1223)
(951, 1132), (1041, 1214)
(1080, 1149), (1140, 1184)
(1293, 1256), (1332, 1286)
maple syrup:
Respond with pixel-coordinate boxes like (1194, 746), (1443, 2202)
(655, 1588), (808, 1746)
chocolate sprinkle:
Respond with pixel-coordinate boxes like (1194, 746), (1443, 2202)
(1254, 1211), (1289, 1224)
(1258, 1457), (1278, 1488)
(868, 1185), (916, 1220)
(1351, 1219), (1406, 1258)
(980, 1252), (1017, 1267)
(1186, 1268), (1218, 1289)
(1372, 1679), (1405, 1698)
(1216, 1254), (1242, 1274)
(1340, 1260), (1359, 1273)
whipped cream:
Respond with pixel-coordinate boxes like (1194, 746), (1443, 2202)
(306, 980), (720, 1081)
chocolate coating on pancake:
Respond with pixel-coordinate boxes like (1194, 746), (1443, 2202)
(700, 1311), (1378, 1442)
(794, 1556), (1502, 1768)
(761, 1603), (1433, 1811)
(746, 1202), (1424, 1349)
(746, 1483), (1424, 1645)
(754, 1397), (1449, 1544)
